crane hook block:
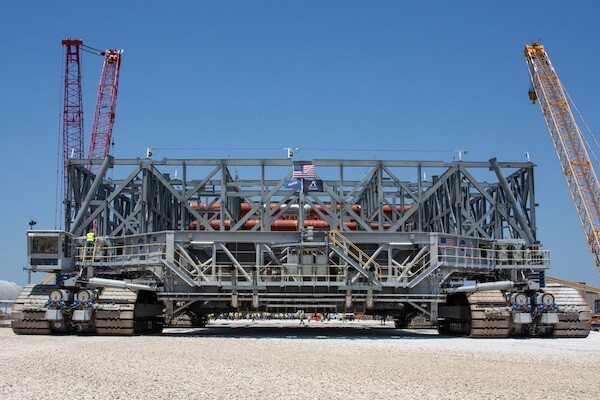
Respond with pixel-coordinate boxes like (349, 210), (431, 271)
(528, 89), (537, 104)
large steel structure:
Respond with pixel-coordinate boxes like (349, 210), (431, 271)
(525, 43), (600, 277)
(12, 157), (592, 337)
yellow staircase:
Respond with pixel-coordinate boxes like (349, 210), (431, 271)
(328, 230), (381, 281)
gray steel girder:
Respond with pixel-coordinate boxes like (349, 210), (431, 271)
(66, 158), (538, 244)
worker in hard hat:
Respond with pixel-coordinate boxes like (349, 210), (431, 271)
(86, 231), (95, 257)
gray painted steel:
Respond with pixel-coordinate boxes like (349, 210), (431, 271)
(34, 157), (547, 321)
(64, 157), (538, 241)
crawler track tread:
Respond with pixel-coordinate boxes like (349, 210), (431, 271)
(439, 290), (510, 338)
(11, 285), (56, 335)
(94, 287), (163, 335)
(543, 286), (591, 338)
(94, 288), (137, 335)
(467, 291), (510, 338)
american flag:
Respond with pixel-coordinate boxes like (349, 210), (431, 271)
(292, 163), (315, 178)
(440, 237), (455, 246)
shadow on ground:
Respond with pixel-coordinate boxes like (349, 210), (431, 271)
(162, 322), (442, 340)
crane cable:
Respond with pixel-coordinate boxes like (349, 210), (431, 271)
(81, 44), (104, 56)
(564, 88), (600, 167)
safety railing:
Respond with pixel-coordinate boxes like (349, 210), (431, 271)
(75, 239), (360, 284)
(73, 239), (550, 286)
(437, 245), (550, 268)
(328, 230), (382, 279)
(75, 241), (167, 264)
(257, 264), (345, 282)
(383, 244), (550, 286)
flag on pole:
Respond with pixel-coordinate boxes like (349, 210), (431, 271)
(292, 163), (315, 178)
(284, 178), (301, 190)
(303, 179), (323, 192)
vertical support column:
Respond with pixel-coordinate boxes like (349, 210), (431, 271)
(494, 190), (503, 239)
(165, 232), (175, 266)
(417, 164), (423, 231)
(339, 164), (344, 231)
(299, 180), (305, 234)
(220, 162), (226, 231)
(430, 234), (440, 273)
(387, 244), (393, 280)
(65, 164), (73, 231)
(102, 200), (109, 236)
(430, 302), (439, 323)
(455, 164), (463, 235)
(211, 243), (217, 280)
(255, 243), (262, 284)
(378, 163), (384, 231)
(181, 161), (187, 230)
(230, 264), (238, 308)
(261, 163), (266, 231)
(366, 289), (374, 309)
(345, 289), (352, 308)
(141, 162), (150, 233)
(527, 166), (537, 241)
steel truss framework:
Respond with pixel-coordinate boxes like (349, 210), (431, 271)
(66, 157), (537, 241)
(87, 50), (122, 174)
(63, 158), (546, 318)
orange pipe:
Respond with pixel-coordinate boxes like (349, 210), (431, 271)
(189, 219), (395, 231)
(191, 202), (410, 216)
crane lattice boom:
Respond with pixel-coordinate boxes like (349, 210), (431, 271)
(61, 38), (84, 196)
(88, 49), (122, 173)
(525, 43), (600, 276)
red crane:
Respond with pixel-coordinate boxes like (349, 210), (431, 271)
(60, 39), (123, 232)
(61, 38), (84, 195)
(88, 49), (123, 173)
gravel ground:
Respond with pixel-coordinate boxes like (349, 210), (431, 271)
(1, 320), (599, 400)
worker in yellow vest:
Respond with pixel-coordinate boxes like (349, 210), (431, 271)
(86, 231), (95, 256)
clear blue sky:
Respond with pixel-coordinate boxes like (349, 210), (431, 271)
(1, 1), (600, 286)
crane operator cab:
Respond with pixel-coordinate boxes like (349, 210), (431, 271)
(27, 231), (75, 273)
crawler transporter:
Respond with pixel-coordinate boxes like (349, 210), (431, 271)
(12, 157), (591, 337)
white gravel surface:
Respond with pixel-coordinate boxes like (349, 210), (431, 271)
(1, 320), (599, 400)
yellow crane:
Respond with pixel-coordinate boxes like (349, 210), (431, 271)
(525, 43), (600, 277)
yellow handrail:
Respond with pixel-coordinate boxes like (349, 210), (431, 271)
(329, 230), (381, 279)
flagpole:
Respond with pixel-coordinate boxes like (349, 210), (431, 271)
(299, 179), (305, 235)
